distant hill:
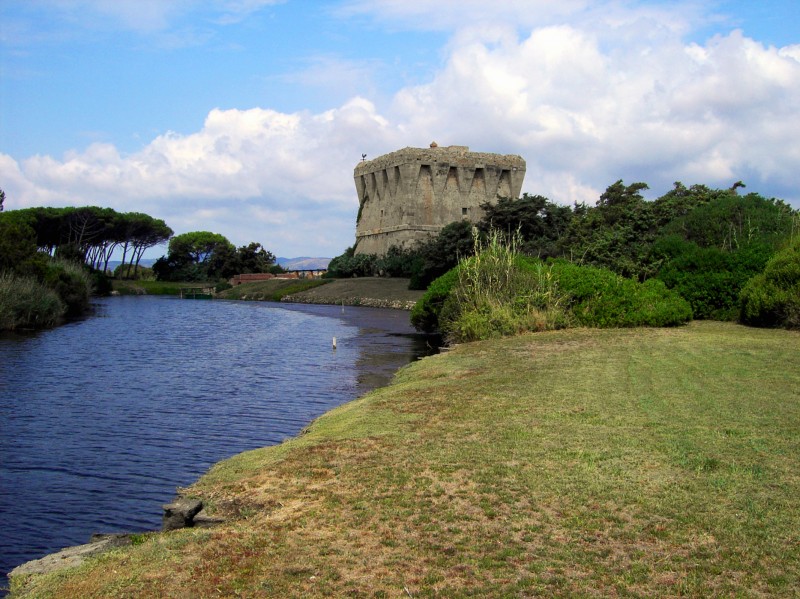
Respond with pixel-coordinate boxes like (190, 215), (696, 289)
(277, 257), (331, 271)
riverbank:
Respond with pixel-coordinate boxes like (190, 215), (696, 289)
(283, 277), (424, 310)
(10, 321), (800, 597)
(116, 277), (426, 310)
(218, 277), (424, 310)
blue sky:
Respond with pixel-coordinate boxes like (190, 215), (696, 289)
(1, 0), (799, 257)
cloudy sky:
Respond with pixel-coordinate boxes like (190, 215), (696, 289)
(1, 1), (798, 258)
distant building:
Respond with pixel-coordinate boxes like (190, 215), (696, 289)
(353, 144), (526, 255)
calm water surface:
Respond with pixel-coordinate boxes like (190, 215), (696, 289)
(0, 296), (431, 587)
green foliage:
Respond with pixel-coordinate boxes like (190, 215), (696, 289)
(440, 232), (570, 342)
(411, 234), (692, 336)
(168, 231), (232, 264)
(0, 215), (40, 275)
(90, 270), (113, 296)
(547, 259), (693, 327)
(43, 259), (93, 316)
(326, 246), (378, 278)
(375, 246), (423, 278)
(479, 193), (572, 257)
(0, 272), (65, 330)
(1, 206), (172, 274)
(1, 210), (95, 327)
(409, 220), (475, 289)
(113, 264), (154, 280)
(740, 236), (800, 328)
(410, 267), (461, 333)
(562, 180), (659, 279)
(665, 192), (795, 250)
(236, 242), (277, 274)
(654, 236), (773, 320)
(154, 232), (276, 282)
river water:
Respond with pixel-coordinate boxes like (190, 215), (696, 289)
(0, 296), (431, 589)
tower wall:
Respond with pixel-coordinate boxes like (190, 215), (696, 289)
(353, 145), (526, 255)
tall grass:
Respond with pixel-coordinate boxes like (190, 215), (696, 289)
(441, 229), (569, 342)
(0, 272), (65, 330)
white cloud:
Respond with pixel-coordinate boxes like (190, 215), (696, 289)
(387, 15), (800, 205)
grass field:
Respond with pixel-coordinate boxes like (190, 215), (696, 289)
(11, 322), (799, 597)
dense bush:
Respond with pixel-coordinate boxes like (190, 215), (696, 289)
(653, 236), (772, 320)
(43, 259), (93, 316)
(0, 272), (65, 330)
(739, 237), (800, 328)
(410, 267), (461, 333)
(375, 246), (423, 278)
(90, 270), (113, 296)
(664, 193), (796, 250)
(409, 220), (475, 289)
(411, 238), (692, 338)
(325, 246), (378, 278)
(547, 259), (692, 328)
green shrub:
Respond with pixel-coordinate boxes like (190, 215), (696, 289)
(548, 260), (692, 327)
(411, 250), (692, 336)
(215, 281), (233, 293)
(412, 231), (570, 341)
(43, 259), (92, 316)
(654, 237), (773, 320)
(326, 246), (378, 278)
(0, 272), (65, 330)
(375, 246), (423, 278)
(409, 220), (475, 290)
(740, 237), (800, 328)
(90, 270), (113, 296)
(410, 267), (461, 333)
(440, 232), (571, 342)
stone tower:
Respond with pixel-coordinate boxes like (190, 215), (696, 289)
(353, 144), (526, 255)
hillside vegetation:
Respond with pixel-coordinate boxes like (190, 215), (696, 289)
(330, 181), (799, 328)
(411, 231), (692, 341)
(11, 322), (799, 597)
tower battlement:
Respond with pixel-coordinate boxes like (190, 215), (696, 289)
(353, 145), (526, 255)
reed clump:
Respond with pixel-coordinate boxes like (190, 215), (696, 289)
(440, 229), (569, 342)
(0, 272), (65, 330)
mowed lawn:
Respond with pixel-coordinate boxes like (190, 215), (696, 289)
(13, 322), (800, 598)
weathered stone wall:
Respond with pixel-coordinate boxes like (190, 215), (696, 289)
(353, 145), (526, 255)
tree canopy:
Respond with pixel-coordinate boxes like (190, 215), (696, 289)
(153, 232), (277, 282)
(0, 206), (173, 275)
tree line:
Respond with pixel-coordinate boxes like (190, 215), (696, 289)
(329, 180), (799, 326)
(0, 193), (281, 329)
(0, 205), (172, 277)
